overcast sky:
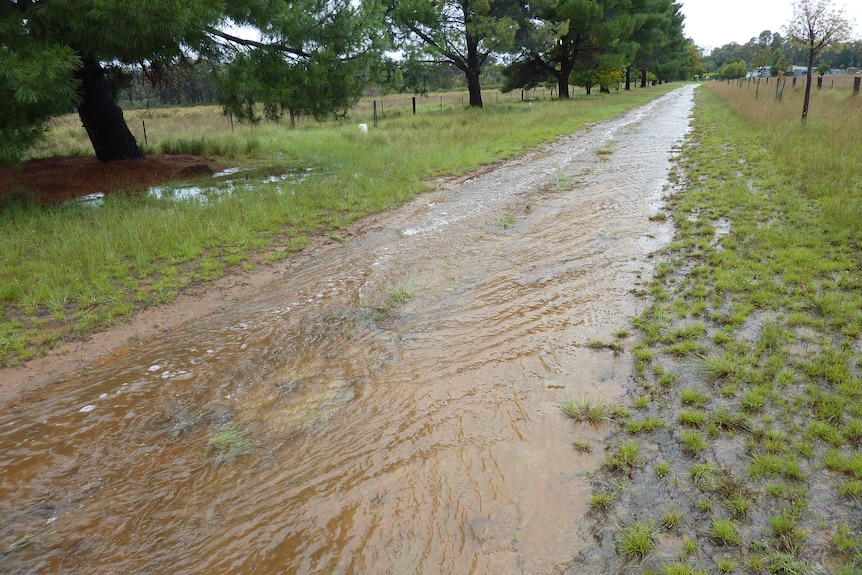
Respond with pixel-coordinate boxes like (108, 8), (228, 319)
(679, 0), (862, 51)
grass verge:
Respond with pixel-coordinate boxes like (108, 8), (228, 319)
(567, 81), (862, 573)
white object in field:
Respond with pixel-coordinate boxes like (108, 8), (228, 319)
(358, 123), (368, 133)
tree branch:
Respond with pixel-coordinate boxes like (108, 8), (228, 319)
(204, 26), (311, 59)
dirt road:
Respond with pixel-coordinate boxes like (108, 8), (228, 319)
(0, 85), (696, 574)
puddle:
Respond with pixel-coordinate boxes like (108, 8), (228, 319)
(62, 167), (314, 208)
(0, 86), (696, 574)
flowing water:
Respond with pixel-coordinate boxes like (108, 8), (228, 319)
(0, 85), (695, 574)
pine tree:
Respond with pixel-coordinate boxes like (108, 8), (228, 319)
(0, 0), (385, 163)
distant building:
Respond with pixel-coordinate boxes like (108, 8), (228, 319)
(747, 66), (771, 78)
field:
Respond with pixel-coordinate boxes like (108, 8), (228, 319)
(0, 85), (672, 366)
(569, 79), (862, 573)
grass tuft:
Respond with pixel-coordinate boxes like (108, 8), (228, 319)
(616, 520), (658, 559)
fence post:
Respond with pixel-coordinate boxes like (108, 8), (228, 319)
(793, 77), (797, 87)
(142, 120), (148, 147)
(412, 97), (416, 115)
(817, 76), (822, 89)
(373, 100), (378, 127)
(854, 77), (861, 95)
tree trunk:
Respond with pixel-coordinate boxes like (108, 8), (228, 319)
(77, 56), (144, 162)
(640, 68), (648, 88)
(558, 73), (570, 99)
(802, 50), (814, 122)
(466, 71), (483, 108)
(463, 32), (484, 108)
(625, 66), (631, 91)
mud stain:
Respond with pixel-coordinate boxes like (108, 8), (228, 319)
(0, 86), (696, 574)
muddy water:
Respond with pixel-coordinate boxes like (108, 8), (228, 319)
(0, 86), (695, 574)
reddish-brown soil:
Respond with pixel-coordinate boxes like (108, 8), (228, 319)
(0, 154), (222, 205)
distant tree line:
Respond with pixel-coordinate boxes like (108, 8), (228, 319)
(700, 30), (862, 80)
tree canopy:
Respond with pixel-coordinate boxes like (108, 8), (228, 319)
(0, 0), (386, 163)
(2, 0), (700, 164)
(386, 0), (519, 107)
(502, 0), (688, 98)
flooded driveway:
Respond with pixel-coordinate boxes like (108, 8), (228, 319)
(0, 85), (695, 574)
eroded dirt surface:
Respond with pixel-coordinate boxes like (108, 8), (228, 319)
(0, 154), (222, 205)
(0, 86), (696, 574)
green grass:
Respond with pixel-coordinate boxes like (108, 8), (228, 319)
(207, 427), (252, 463)
(616, 520), (658, 559)
(572, 438), (593, 453)
(660, 508), (684, 530)
(708, 517), (742, 546)
(603, 440), (642, 473)
(573, 81), (862, 572)
(0, 86), (679, 365)
(589, 492), (617, 512)
(559, 395), (612, 424)
(626, 416), (666, 433)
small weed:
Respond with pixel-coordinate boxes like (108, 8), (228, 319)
(823, 449), (862, 479)
(590, 492), (617, 511)
(838, 479), (862, 500)
(725, 492), (751, 519)
(655, 459), (671, 477)
(690, 462), (719, 486)
(586, 338), (624, 354)
(681, 536), (699, 557)
(679, 409), (706, 427)
(660, 508), (684, 530)
(627, 417), (666, 433)
(559, 396), (611, 424)
(616, 520), (658, 559)
(680, 389), (710, 408)
(695, 353), (738, 380)
(740, 385), (770, 413)
(572, 439), (593, 453)
(208, 428), (252, 463)
(833, 523), (862, 555)
(603, 441), (642, 474)
(634, 394), (651, 409)
(715, 558), (735, 574)
(769, 513), (806, 547)
(681, 430), (708, 454)
(498, 213), (516, 228)
(709, 406), (748, 432)
(766, 551), (811, 575)
(709, 517), (742, 546)
(596, 143), (615, 156)
(387, 277), (416, 304)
